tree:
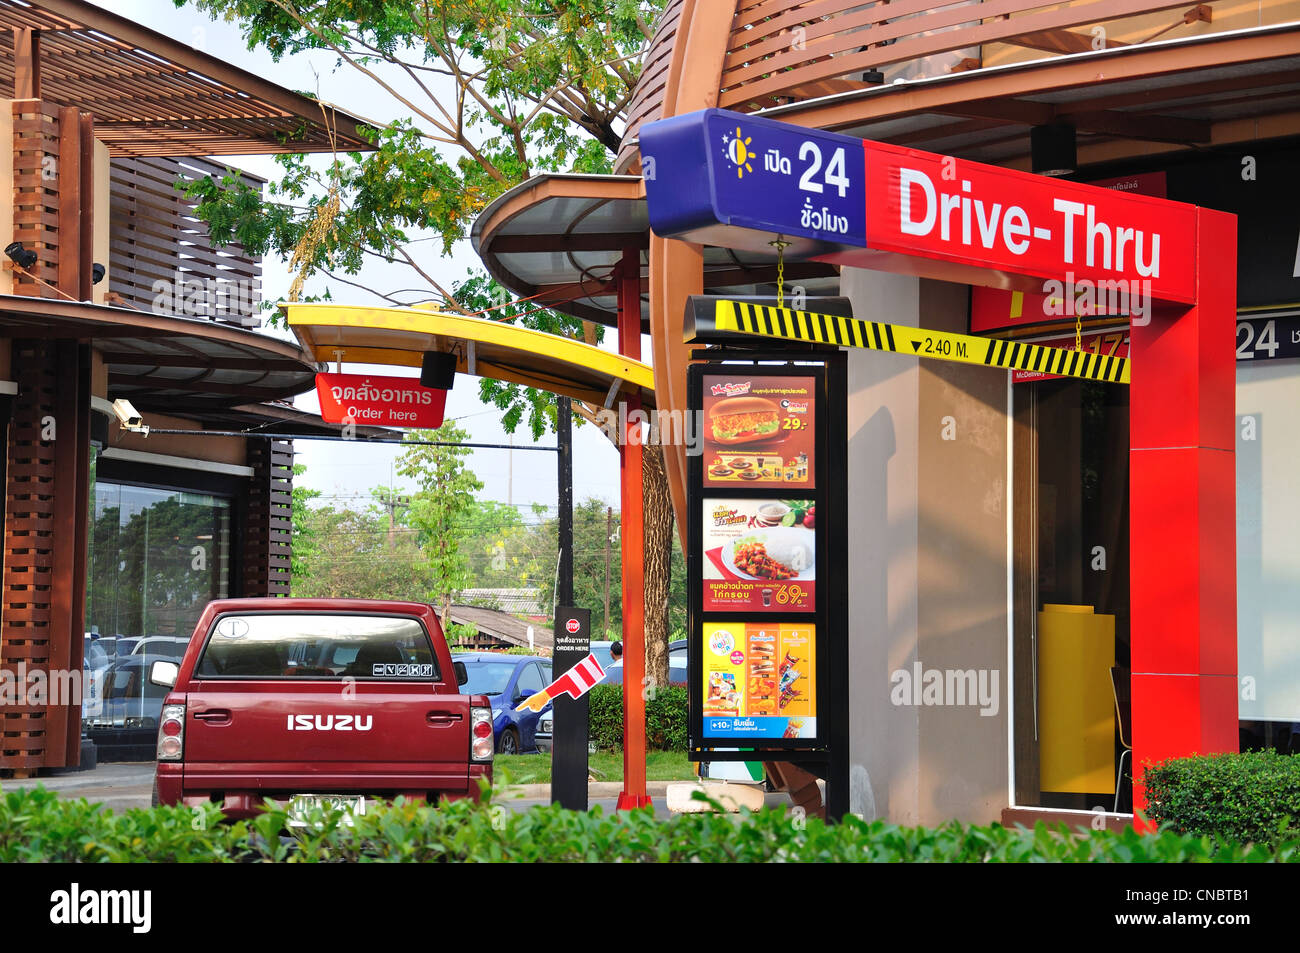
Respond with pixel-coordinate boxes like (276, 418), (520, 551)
(179, 0), (674, 685)
(396, 421), (484, 623)
(290, 462), (321, 585)
(291, 504), (435, 600)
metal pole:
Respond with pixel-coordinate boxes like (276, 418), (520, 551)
(604, 506), (612, 637)
(556, 396), (573, 608)
(616, 248), (650, 810)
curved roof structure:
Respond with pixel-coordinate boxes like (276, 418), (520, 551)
(0, 295), (317, 408)
(282, 302), (655, 409)
(471, 172), (838, 328)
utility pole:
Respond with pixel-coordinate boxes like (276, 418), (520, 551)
(377, 490), (409, 549)
(603, 501), (613, 634)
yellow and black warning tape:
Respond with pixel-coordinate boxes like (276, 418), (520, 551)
(713, 300), (1130, 385)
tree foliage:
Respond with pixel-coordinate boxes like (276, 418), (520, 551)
(396, 422), (485, 618)
(179, 0), (661, 309)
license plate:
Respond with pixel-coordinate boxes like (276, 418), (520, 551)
(288, 794), (366, 827)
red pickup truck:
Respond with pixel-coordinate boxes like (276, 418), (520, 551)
(151, 598), (493, 819)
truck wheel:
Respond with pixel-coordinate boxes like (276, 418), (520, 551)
(497, 727), (520, 756)
(151, 779), (160, 808)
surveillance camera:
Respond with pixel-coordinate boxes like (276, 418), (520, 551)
(112, 398), (144, 431)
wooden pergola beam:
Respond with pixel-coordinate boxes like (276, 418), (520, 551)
(12, 27), (40, 98)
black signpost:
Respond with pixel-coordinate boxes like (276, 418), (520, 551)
(685, 295), (850, 820)
(551, 606), (591, 810)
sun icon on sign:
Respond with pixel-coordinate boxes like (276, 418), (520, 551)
(722, 126), (754, 179)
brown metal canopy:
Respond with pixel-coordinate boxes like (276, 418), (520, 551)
(471, 173), (838, 328)
(0, 0), (374, 156)
(0, 295), (318, 407)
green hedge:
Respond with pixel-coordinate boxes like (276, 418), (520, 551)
(2, 785), (1297, 862)
(588, 684), (687, 752)
(1143, 750), (1300, 848)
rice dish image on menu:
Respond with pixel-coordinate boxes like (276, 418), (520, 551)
(704, 499), (816, 612)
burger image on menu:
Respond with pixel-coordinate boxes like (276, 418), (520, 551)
(708, 396), (786, 448)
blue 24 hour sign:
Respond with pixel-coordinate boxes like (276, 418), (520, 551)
(641, 108), (866, 256)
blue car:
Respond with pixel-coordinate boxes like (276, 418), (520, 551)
(453, 653), (553, 755)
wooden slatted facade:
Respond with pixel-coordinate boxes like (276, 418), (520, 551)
(244, 439), (294, 599)
(1, 341), (89, 772)
(9, 100), (62, 298)
(109, 156), (265, 328)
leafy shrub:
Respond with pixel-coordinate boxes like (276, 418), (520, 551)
(1143, 750), (1300, 848)
(588, 684), (687, 752)
(2, 784), (1298, 863)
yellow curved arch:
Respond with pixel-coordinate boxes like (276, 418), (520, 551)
(282, 303), (655, 408)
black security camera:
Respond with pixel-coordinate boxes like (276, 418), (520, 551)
(5, 242), (37, 269)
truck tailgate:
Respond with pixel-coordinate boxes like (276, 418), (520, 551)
(182, 680), (472, 792)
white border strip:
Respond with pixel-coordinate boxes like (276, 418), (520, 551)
(100, 447), (255, 478)
(1006, 374), (1016, 808)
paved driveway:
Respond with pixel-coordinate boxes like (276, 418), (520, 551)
(2, 762), (789, 820)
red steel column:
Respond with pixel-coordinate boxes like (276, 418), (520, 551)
(617, 247), (651, 810)
(1128, 206), (1238, 823)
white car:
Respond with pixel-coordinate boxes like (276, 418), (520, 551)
(129, 636), (189, 660)
(536, 710), (553, 752)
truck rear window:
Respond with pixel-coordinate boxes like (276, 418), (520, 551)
(195, 614), (438, 680)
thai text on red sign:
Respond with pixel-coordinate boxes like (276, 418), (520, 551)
(315, 373), (447, 428)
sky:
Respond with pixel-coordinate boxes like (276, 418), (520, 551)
(96, 0), (631, 514)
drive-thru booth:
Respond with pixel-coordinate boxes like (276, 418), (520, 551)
(643, 108), (1237, 822)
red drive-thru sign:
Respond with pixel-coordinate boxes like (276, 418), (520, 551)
(839, 141), (1197, 303)
(971, 172), (1170, 334)
(315, 373), (447, 428)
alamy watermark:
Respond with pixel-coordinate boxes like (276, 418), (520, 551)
(593, 404), (706, 456)
(1041, 270), (1152, 326)
(0, 663), (95, 712)
(152, 269), (261, 320)
(890, 662), (1000, 717)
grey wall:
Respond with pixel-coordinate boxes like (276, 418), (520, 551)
(843, 268), (1010, 825)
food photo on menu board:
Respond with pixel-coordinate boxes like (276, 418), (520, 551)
(703, 498), (815, 611)
(701, 622), (816, 739)
(703, 374), (815, 488)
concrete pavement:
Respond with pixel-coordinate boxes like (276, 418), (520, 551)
(2, 762), (792, 819)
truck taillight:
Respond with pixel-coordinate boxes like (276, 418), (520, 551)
(157, 704), (185, 761)
(470, 707), (493, 762)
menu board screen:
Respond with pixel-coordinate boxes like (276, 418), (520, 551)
(702, 374), (815, 488)
(702, 497), (815, 612)
(701, 622), (816, 739)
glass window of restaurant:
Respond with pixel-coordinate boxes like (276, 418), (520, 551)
(84, 471), (231, 737)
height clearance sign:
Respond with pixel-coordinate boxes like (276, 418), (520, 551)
(641, 109), (1198, 305)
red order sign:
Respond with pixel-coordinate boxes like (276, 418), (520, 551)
(315, 373), (447, 428)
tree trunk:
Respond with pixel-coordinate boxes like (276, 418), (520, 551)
(642, 443), (672, 689)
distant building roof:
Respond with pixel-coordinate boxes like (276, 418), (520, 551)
(447, 605), (552, 652)
(457, 588), (546, 616)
